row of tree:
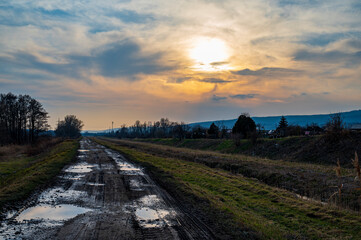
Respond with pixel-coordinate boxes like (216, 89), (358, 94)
(112, 113), (341, 143)
(0, 93), (49, 145)
(114, 118), (189, 139)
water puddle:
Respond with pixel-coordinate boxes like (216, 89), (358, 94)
(62, 174), (85, 181)
(125, 195), (177, 228)
(65, 162), (97, 173)
(105, 149), (144, 175)
(78, 149), (89, 153)
(129, 179), (144, 191)
(135, 207), (170, 228)
(16, 204), (91, 222)
(38, 188), (86, 203)
(86, 183), (105, 186)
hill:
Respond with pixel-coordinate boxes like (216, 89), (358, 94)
(189, 109), (361, 130)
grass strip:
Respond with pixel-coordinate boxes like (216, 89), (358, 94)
(0, 139), (79, 210)
(95, 137), (361, 239)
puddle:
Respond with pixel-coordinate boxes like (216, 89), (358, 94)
(129, 179), (144, 191)
(125, 195), (177, 228)
(16, 204), (91, 222)
(62, 174), (85, 181)
(135, 207), (170, 228)
(65, 163), (97, 173)
(38, 188), (86, 202)
(105, 149), (144, 175)
(78, 149), (89, 153)
(86, 183), (105, 186)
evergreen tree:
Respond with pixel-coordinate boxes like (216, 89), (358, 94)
(278, 116), (288, 129)
(207, 122), (219, 138)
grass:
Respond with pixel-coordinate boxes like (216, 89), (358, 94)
(94, 137), (361, 239)
(136, 134), (361, 167)
(0, 139), (79, 211)
(97, 137), (359, 205)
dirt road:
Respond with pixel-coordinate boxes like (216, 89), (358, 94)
(0, 138), (215, 240)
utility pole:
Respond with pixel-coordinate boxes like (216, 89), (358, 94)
(112, 121), (114, 133)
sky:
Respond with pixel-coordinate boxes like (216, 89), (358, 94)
(1, 0), (360, 130)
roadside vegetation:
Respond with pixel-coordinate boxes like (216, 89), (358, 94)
(0, 92), (49, 145)
(94, 137), (361, 239)
(0, 139), (79, 212)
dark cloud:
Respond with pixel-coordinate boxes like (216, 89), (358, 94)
(300, 32), (361, 47)
(346, 39), (361, 50)
(200, 78), (230, 83)
(0, 40), (173, 81)
(211, 95), (227, 101)
(168, 77), (192, 83)
(232, 67), (300, 76)
(90, 41), (173, 77)
(229, 94), (258, 99)
(0, 5), (75, 27)
(293, 49), (361, 65)
(210, 61), (228, 66)
(0, 52), (79, 78)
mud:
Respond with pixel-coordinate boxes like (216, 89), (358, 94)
(0, 138), (214, 240)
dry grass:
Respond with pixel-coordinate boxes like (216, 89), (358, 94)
(0, 137), (62, 161)
(352, 151), (360, 186)
(0, 145), (25, 158)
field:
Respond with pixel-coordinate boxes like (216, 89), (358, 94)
(93, 137), (361, 239)
(0, 139), (79, 211)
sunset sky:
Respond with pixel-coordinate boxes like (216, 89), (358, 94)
(1, 0), (360, 130)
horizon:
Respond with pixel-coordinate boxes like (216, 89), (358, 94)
(1, 1), (361, 130)
(82, 108), (361, 132)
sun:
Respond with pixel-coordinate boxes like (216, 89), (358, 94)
(189, 37), (231, 71)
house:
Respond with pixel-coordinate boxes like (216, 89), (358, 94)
(350, 124), (361, 131)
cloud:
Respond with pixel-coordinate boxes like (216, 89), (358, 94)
(89, 41), (173, 78)
(300, 32), (361, 47)
(200, 78), (231, 83)
(293, 49), (361, 65)
(0, 40), (174, 80)
(230, 94), (258, 99)
(211, 95), (227, 101)
(111, 10), (155, 24)
(232, 67), (300, 76)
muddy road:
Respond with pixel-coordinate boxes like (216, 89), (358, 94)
(0, 138), (215, 240)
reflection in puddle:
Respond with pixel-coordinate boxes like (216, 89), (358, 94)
(125, 195), (176, 228)
(105, 149), (144, 175)
(86, 183), (105, 186)
(135, 207), (170, 228)
(16, 204), (91, 222)
(78, 149), (89, 153)
(65, 163), (97, 173)
(39, 188), (86, 202)
(129, 179), (144, 191)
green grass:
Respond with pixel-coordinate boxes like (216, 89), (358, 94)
(0, 139), (79, 210)
(94, 137), (361, 239)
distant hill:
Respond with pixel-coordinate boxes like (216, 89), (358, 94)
(189, 110), (361, 130)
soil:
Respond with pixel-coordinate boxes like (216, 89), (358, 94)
(0, 138), (215, 240)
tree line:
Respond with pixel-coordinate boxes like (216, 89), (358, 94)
(111, 112), (343, 144)
(114, 118), (189, 139)
(0, 93), (49, 145)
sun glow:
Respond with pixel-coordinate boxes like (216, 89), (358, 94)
(189, 37), (231, 71)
